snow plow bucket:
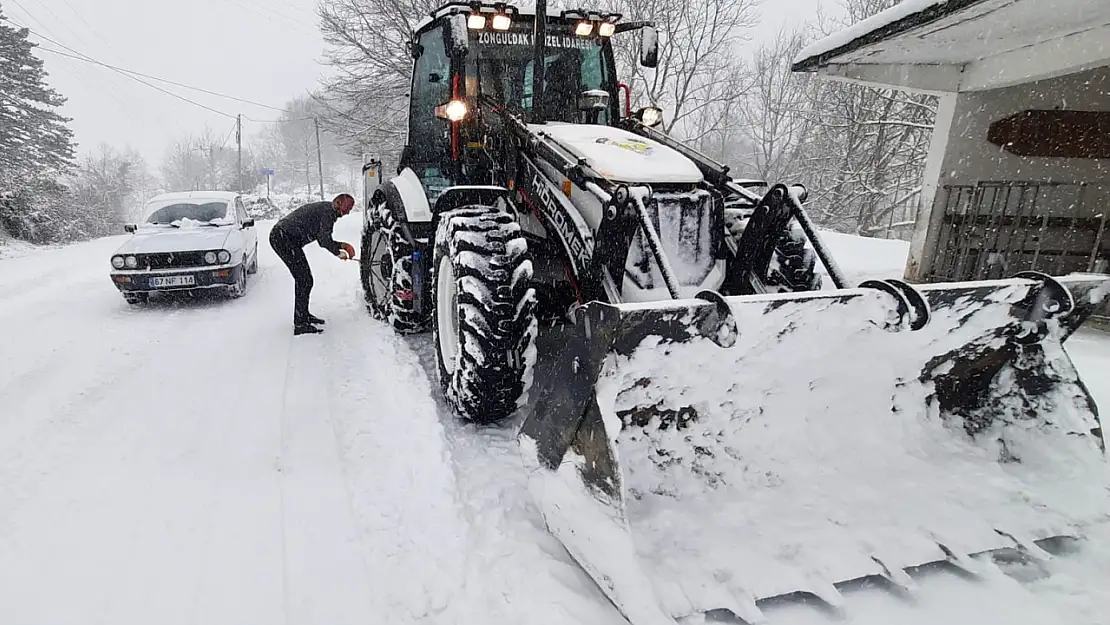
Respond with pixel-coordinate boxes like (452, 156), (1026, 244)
(518, 272), (1110, 625)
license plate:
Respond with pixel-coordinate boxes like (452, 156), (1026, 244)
(149, 275), (195, 288)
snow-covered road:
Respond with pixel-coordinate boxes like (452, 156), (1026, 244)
(0, 217), (620, 625)
(0, 217), (1108, 625)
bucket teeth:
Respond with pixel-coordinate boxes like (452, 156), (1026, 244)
(935, 541), (989, 579)
(994, 528), (1056, 561)
(869, 554), (919, 600)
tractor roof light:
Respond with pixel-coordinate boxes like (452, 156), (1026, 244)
(467, 13), (486, 29)
(598, 21), (616, 37)
(490, 13), (511, 30)
(574, 21), (593, 37)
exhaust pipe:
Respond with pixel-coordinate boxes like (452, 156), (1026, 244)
(531, 0), (547, 123)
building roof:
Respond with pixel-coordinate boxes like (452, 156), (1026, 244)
(791, 0), (1110, 93)
(791, 0), (987, 73)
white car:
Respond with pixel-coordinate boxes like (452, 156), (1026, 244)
(109, 191), (260, 304)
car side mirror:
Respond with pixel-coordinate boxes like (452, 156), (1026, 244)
(242, 219), (255, 228)
(640, 25), (659, 68)
(124, 224), (137, 233)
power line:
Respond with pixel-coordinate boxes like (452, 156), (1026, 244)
(35, 45), (290, 113)
(3, 17), (240, 119)
(3, 14), (321, 127)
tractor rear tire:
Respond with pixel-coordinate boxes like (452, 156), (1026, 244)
(432, 206), (538, 424)
(361, 199), (426, 334)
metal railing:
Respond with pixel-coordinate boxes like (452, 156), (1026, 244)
(928, 181), (1108, 282)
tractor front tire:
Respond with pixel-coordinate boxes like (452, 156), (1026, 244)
(361, 200), (425, 334)
(432, 206), (538, 424)
(724, 212), (822, 294)
(768, 223), (822, 292)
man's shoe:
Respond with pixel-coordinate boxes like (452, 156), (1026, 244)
(294, 322), (324, 336)
(305, 313), (326, 325)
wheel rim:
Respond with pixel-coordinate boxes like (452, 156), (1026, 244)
(436, 255), (460, 376)
(365, 229), (393, 315)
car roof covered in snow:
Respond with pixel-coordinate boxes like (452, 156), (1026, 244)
(145, 191), (240, 204)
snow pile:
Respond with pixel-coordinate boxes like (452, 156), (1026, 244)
(0, 236), (39, 260)
(819, 230), (910, 284)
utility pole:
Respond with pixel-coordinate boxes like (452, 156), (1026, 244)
(314, 116), (325, 200)
(236, 114), (243, 193)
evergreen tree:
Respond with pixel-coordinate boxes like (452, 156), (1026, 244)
(0, 3), (76, 187)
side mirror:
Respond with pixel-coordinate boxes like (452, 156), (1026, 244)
(124, 224), (137, 233)
(443, 13), (469, 59)
(640, 25), (659, 68)
(242, 219), (255, 228)
(632, 106), (664, 127)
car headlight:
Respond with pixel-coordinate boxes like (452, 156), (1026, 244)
(204, 251), (218, 264)
(125, 255), (138, 268)
(217, 250), (231, 264)
(111, 256), (125, 269)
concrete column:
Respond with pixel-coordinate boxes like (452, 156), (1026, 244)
(905, 92), (959, 282)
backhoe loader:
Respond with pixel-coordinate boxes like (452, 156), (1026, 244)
(358, 2), (1110, 622)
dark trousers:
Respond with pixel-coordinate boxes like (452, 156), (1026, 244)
(269, 227), (313, 323)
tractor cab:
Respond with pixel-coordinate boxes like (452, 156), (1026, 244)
(402, 2), (660, 200)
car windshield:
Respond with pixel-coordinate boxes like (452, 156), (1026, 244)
(145, 201), (231, 225)
(469, 22), (611, 123)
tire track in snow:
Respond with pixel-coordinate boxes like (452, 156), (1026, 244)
(291, 252), (472, 624)
(404, 336), (626, 625)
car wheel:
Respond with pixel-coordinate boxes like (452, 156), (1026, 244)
(229, 267), (248, 298)
(248, 245), (259, 274)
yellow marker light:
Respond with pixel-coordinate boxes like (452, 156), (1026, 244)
(575, 21), (593, 36)
(562, 179), (573, 197)
(467, 14), (486, 29)
(598, 22), (616, 37)
(491, 13), (511, 30)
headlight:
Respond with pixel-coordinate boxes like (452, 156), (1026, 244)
(125, 255), (138, 268)
(636, 106), (664, 127)
(204, 251), (218, 264)
(491, 14), (511, 30)
(111, 256), (125, 269)
(217, 250), (231, 264)
(575, 21), (593, 37)
(598, 22), (616, 37)
(467, 14), (485, 29)
(435, 99), (468, 122)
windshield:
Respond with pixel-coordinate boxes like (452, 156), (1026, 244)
(468, 23), (613, 123)
(144, 201), (231, 225)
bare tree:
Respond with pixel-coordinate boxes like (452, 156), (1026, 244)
(315, 0), (440, 165)
(725, 26), (818, 182)
(609, 0), (760, 136)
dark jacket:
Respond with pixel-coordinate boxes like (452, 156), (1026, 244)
(273, 201), (342, 255)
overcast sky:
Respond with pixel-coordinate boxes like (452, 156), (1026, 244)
(6, 0), (825, 167)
